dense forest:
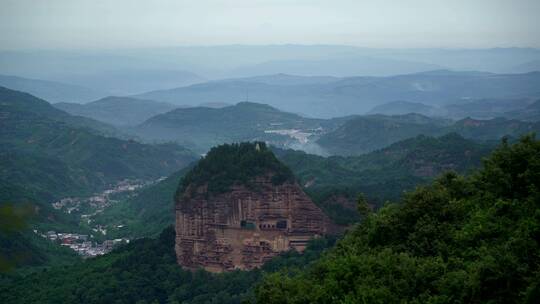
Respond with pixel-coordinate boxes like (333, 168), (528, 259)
(276, 133), (494, 224)
(0, 87), (196, 204)
(179, 142), (294, 196)
(0, 86), (197, 265)
(1, 135), (537, 303)
(92, 167), (193, 239)
(0, 226), (335, 304)
(256, 135), (540, 303)
(87, 133), (495, 239)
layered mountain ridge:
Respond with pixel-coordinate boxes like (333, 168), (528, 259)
(54, 96), (178, 126)
(0, 86), (197, 268)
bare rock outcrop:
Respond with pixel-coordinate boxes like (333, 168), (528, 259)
(175, 175), (330, 272)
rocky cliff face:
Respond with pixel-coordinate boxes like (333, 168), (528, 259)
(175, 175), (331, 272)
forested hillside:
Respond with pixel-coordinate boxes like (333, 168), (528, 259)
(1, 133), (536, 304)
(134, 102), (336, 154)
(0, 226), (335, 304)
(88, 134), (493, 239)
(0, 86), (117, 135)
(0, 87), (196, 203)
(91, 167), (193, 239)
(277, 133), (494, 224)
(319, 113), (540, 155)
(257, 135), (540, 303)
(0, 203), (79, 273)
(0, 87), (197, 268)
(55, 96), (177, 127)
(179, 142), (294, 195)
(316, 113), (450, 155)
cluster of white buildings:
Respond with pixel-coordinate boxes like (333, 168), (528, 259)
(52, 179), (157, 214)
(44, 178), (163, 257)
(38, 230), (129, 257)
(264, 127), (324, 145)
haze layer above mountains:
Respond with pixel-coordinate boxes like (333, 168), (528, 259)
(1, 45), (540, 97)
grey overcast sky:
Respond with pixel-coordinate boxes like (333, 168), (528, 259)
(1, 0), (539, 50)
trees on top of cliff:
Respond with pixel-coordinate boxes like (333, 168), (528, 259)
(255, 134), (540, 303)
(178, 142), (295, 196)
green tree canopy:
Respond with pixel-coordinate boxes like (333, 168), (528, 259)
(256, 134), (540, 303)
(178, 142), (294, 196)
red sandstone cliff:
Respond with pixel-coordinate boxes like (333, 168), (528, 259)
(175, 175), (331, 272)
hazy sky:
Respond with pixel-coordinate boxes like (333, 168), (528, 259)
(1, 0), (539, 50)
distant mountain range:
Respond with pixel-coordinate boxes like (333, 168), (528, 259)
(442, 98), (536, 120)
(44, 90), (540, 157)
(229, 73), (341, 86)
(2, 46), (539, 80)
(276, 133), (495, 206)
(368, 98), (539, 120)
(368, 97), (540, 121)
(3, 68), (540, 120)
(318, 113), (540, 155)
(509, 60), (540, 73)
(135, 70), (540, 118)
(0, 74), (107, 103)
(228, 56), (443, 78)
(124, 98), (540, 156)
(317, 114), (452, 155)
(367, 101), (442, 116)
(54, 96), (178, 126)
(504, 99), (540, 122)
(1, 47), (538, 113)
(133, 101), (344, 154)
(50, 69), (206, 96)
